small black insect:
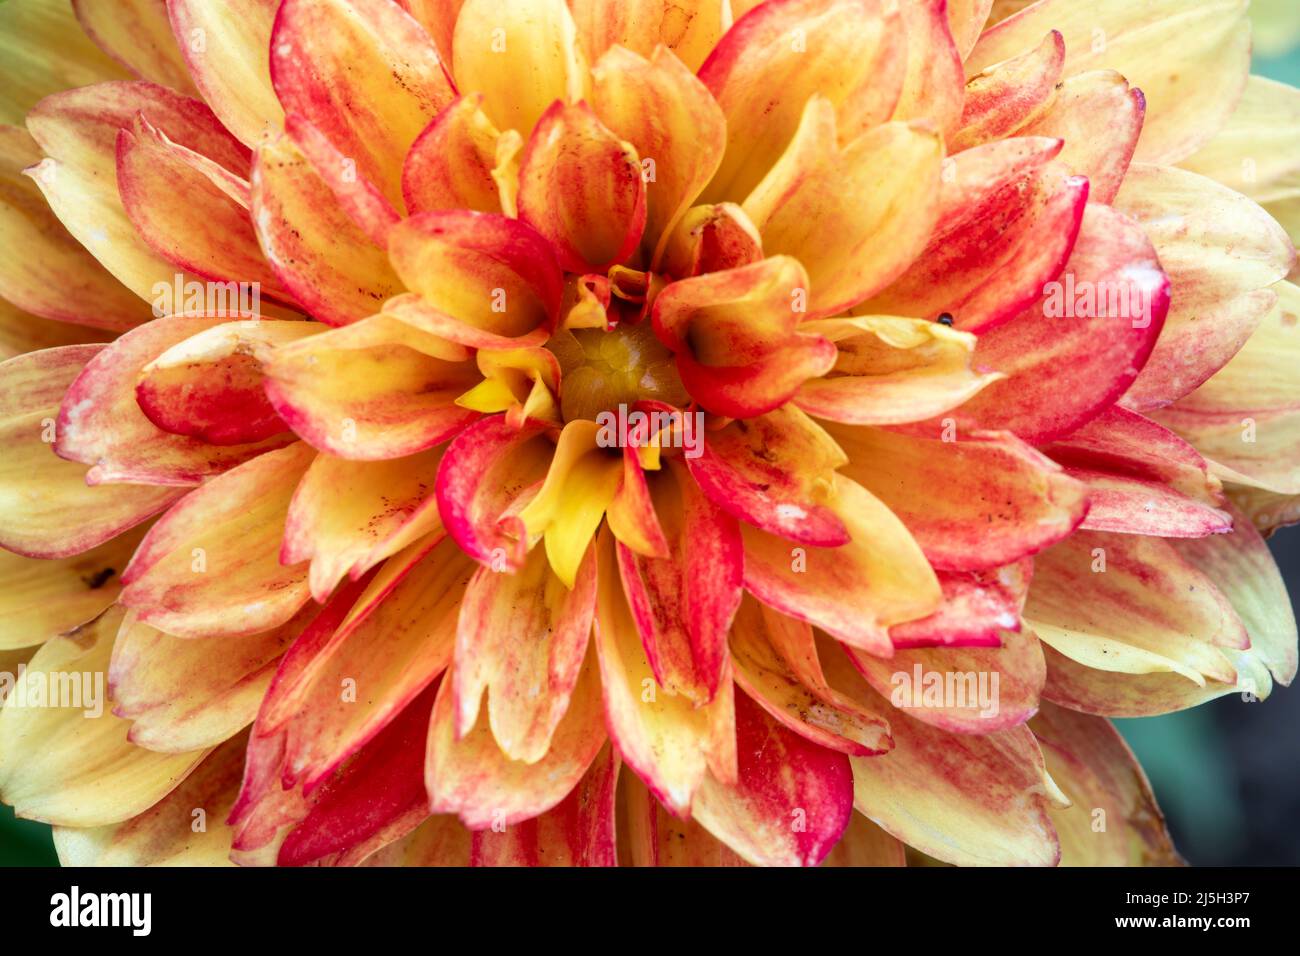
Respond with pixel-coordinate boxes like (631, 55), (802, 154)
(937, 312), (954, 326)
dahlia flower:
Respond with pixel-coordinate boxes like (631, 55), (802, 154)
(0, 0), (1296, 869)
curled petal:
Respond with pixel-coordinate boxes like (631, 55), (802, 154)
(517, 101), (646, 274)
(951, 30), (1064, 152)
(658, 202), (763, 279)
(794, 316), (1002, 425)
(403, 94), (509, 215)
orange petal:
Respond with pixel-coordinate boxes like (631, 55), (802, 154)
(167, 0), (284, 147)
(262, 314), (480, 460)
(470, 740), (618, 866)
(56, 316), (296, 484)
(951, 30), (1064, 152)
(594, 529), (736, 815)
(451, 0), (588, 140)
(741, 99), (943, 317)
(689, 688), (853, 867)
(741, 474), (941, 655)
(619, 769), (748, 866)
(426, 647), (606, 829)
(591, 45), (726, 265)
(388, 210), (564, 343)
(119, 442), (316, 637)
(821, 811), (906, 866)
(688, 403), (849, 546)
(109, 607), (313, 753)
(0, 345), (180, 558)
(616, 460), (742, 703)
(269, 0), (454, 209)
(830, 424), (1087, 572)
(889, 561), (1034, 649)
(948, 203), (1170, 443)
(889, 0), (964, 137)
(657, 201), (763, 279)
(403, 94), (510, 215)
(454, 544), (597, 762)
(516, 101), (646, 274)
(282, 448), (446, 602)
(570, 0), (728, 72)
(698, 0), (906, 203)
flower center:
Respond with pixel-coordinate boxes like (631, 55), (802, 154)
(547, 319), (689, 423)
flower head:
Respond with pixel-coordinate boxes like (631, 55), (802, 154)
(0, 0), (1296, 867)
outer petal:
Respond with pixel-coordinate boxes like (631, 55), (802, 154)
(166, 0), (284, 147)
(261, 314), (479, 460)
(836, 637), (1061, 867)
(698, 0), (906, 203)
(0, 345), (180, 558)
(470, 741), (618, 866)
(56, 316), (296, 485)
(0, 526), (146, 650)
(109, 608), (314, 753)
(516, 101), (646, 274)
(269, 0), (455, 209)
(0, 297), (115, 359)
(1150, 281), (1300, 495)
(741, 100), (943, 317)
(451, 0), (588, 140)
(830, 424), (1087, 572)
(741, 474), (941, 655)
(54, 732), (246, 866)
(846, 625), (1046, 735)
(0, 607), (206, 826)
(949, 203), (1170, 443)
(1030, 702), (1180, 866)
(619, 768), (747, 866)
(890, 0), (964, 137)
(1025, 530), (1248, 687)
(0, 124), (150, 330)
(968, 0), (1251, 164)
(689, 688), (853, 867)
(1042, 405), (1231, 538)
(119, 442), (316, 638)
(889, 561), (1034, 649)
(25, 81), (247, 302)
(73, 0), (196, 94)
(594, 529), (736, 815)
(1115, 164), (1295, 410)
(821, 812), (906, 867)
(951, 31), (1064, 151)
(591, 45), (725, 264)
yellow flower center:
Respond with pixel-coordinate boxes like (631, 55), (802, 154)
(547, 320), (689, 422)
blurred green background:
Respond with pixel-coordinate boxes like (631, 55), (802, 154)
(2, 8), (1300, 867)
